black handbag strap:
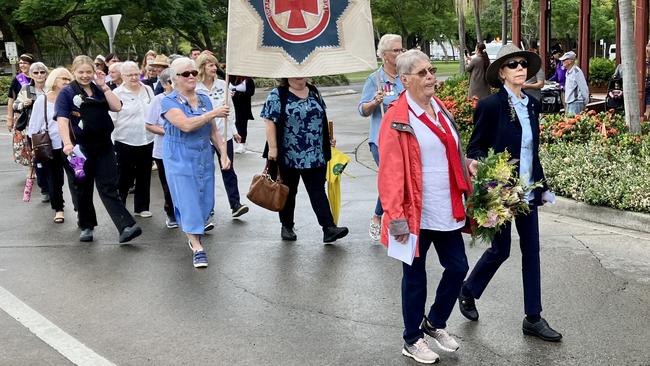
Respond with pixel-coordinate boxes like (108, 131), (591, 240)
(42, 95), (49, 133)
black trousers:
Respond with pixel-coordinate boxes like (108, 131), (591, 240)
(402, 229), (469, 344)
(154, 158), (175, 218)
(77, 145), (136, 232)
(275, 164), (334, 229)
(464, 206), (542, 316)
(214, 139), (241, 210)
(235, 117), (249, 143)
(114, 141), (153, 213)
(40, 149), (79, 212)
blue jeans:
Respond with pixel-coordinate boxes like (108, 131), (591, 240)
(566, 101), (585, 115)
(369, 142), (383, 217)
(402, 229), (469, 344)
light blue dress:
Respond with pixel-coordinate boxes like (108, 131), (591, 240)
(161, 90), (215, 234)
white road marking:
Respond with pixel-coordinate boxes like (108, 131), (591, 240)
(0, 286), (116, 366)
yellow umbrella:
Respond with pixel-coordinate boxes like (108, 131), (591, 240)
(326, 147), (351, 225)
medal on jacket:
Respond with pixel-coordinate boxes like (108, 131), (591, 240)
(384, 82), (394, 96)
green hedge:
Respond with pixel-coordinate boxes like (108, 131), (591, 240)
(589, 58), (615, 87)
(540, 138), (650, 213)
(0, 76), (12, 105)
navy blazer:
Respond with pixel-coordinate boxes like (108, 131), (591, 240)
(467, 87), (548, 206)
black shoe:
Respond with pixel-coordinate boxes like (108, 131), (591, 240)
(522, 317), (563, 342)
(281, 226), (297, 241)
(79, 228), (93, 242)
(119, 225), (142, 244)
(323, 226), (349, 243)
(41, 193), (50, 203)
(458, 291), (479, 321)
(231, 204), (249, 218)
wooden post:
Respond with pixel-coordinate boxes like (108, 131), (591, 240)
(577, 0), (591, 80)
(635, 0), (648, 115)
(539, 0), (550, 75)
(512, 0), (521, 47)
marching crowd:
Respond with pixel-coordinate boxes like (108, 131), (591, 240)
(7, 36), (567, 364)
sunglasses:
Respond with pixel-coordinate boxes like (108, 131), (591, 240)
(502, 59), (529, 69)
(391, 48), (407, 54)
(177, 70), (199, 78)
(405, 66), (437, 78)
(32, 71), (48, 75)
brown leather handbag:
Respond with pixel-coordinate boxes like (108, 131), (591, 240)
(247, 161), (289, 212)
(31, 96), (53, 162)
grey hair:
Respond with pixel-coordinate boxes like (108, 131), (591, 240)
(376, 34), (402, 58)
(120, 60), (139, 74)
(396, 50), (430, 75)
(170, 57), (196, 87)
(29, 62), (48, 76)
(109, 62), (123, 73)
(159, 67), (173, 86)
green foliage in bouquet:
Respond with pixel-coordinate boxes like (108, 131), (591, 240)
(467, 149), (543, 244)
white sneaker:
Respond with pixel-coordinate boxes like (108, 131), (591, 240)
(135, 211), (153, 218)
(234, 143), (246, 154)
(429, 328), (459, 352)
(402, 338), (440, 364)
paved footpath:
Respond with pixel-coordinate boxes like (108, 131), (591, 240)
(1, 88), (649, 365)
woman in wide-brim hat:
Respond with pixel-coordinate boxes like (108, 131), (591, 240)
(458, 44), (564, 343)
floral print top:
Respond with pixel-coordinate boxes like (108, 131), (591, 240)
(261, 88), (326, 169)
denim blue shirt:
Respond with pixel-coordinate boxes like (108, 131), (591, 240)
(504, 85), (533, 201)
(357, 68), (404, 146)
(260, 88), (326, 169)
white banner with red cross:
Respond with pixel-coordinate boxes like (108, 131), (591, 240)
(226, 0), (377, 78)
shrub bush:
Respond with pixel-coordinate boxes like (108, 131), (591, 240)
(436, 73), (476, 133)
(540, 137), (650, 213)
(588, 57), (615, 87)
(0, 76), (12, 105)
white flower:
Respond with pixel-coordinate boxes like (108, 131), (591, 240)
(73, 94), (83, 108)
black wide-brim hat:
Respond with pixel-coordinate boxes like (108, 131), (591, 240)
(485, 44), (542, 88)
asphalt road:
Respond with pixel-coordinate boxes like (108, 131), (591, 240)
(1, 89), (650, 365)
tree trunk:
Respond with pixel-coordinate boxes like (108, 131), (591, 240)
(502, 0), (508, 45)
(618, 0), (641, 133)
(457, 0), (467, 73)
(14, 25), (42, 60)
(201, 26), (213, 51)
(473, 0), (482, 43)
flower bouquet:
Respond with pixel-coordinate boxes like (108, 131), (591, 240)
(466, 149), (542, 244)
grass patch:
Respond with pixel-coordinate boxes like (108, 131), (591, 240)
(344, 61), (463, 84)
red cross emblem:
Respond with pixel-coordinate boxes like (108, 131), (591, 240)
(274, 0), (319, 29)
(263, 0), (331, 43)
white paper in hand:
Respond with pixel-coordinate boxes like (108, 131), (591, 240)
(72, 145), (86, 159)
(387, 232), (418, 266)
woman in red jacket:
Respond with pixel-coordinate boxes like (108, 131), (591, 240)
(378, 50), (477, 364)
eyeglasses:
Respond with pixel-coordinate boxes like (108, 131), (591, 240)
(404, 66), (437, 77)
(391, 48), (407, 54)
(502, 59), (529, 69)
(32, 71), (47, 75)
(176, 70), (199, 78)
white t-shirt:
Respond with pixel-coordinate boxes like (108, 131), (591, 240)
(406, 91), (465, 232)
(146, 93), (166, 159)
(110, 84), (155, 146)
(196, 79), (237, 141)
(28, 95), (62, 149)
